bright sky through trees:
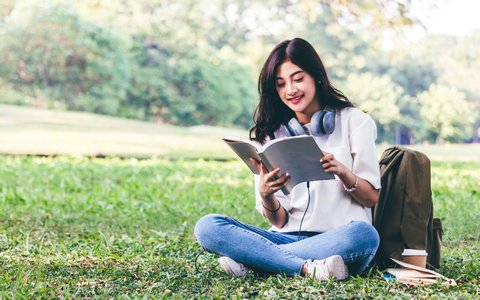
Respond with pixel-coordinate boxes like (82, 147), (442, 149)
(412, 0), (480, 36)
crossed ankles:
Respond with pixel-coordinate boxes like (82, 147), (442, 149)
(218, 254), (348, 281)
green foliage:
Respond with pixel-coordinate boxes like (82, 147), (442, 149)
(0, 155), (478, 297)
(418, 84), (473, 143)
(0, 78), (25, 105)
(125, 40), (256, 126)
(340, 72), (403, 141)
(0, 0), (478, 142)
(0, 1), (131, 114)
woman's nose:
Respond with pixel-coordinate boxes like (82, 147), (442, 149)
(286, 83), (297, 96)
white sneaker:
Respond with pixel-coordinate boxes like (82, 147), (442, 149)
(218, 256), (249, 277)
(305, 255), (348, 280)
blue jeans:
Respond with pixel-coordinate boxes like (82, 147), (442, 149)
(194, 214), (379, 277)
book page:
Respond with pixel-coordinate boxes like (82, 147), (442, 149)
(259, 135), (334, 192)
(222, 137), (261, 174)
(388, 257), (457, 286)
(387, 268), (440, 280)
(390, 257), (444, 277)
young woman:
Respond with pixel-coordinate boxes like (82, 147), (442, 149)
(195, 38), (381, 280)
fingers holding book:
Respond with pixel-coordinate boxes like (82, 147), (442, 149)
(265, 170), (290, 196)
(250, 158), (290, 197)
(320, 151), (347, 176)
(250, 158), (267, 173)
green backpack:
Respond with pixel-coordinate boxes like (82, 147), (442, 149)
(372, 146), (443, 269)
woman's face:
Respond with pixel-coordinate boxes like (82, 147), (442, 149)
(275, 60), (320, 124)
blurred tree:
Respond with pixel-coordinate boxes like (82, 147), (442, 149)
(340, 72), (403, 142)
(417, 84), (473, 144)
(126, 38), (256, 126)
(378, 50), (439, 144)
(393, 94), (423, 144)
(1, 0), (477, 143)
(385, 53), (438, 97)
(433, 32), (480, 143)
(79, 0), (422, 69)
(75, 0), (260, 126)
(319, 0), (420, 29)
(387, 33), (479, 143)
(299, 12), (373, 78)
(0, 0), (15, 22)
(0, 1), (131, 114)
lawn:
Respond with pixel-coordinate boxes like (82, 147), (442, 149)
(0, 105), (479, 298)
(1, 157), (479, 298)
(0, 104), (247, 160)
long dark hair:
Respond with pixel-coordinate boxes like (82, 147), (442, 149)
(249, 38), (353, 143)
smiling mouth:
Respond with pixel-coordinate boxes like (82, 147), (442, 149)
(288, 95), (303, 104)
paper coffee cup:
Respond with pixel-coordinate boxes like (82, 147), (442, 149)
(402, 249), (428, 268)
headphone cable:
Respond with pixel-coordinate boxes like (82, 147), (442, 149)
(298, 181), (311, 241)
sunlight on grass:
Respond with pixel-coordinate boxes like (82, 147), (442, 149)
(0, 155), (478, 298)
(0, 104), (248, 159)
(2, 104), (480, 163)
(1, 105), (479, 298)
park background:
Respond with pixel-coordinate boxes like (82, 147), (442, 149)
(0, 0), (479, 298)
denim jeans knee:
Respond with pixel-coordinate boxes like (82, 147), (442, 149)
(344, 221), (380, 274)
(194, 213), (224, 251)
(351, 220), (380, 250)
(193, 214), (306, 275)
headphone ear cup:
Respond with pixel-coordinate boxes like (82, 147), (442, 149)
(286, 118), (308, 136)
(280, 124), (292, 137)
(310, 110), (325, 136)
(322, 111), (335, 135)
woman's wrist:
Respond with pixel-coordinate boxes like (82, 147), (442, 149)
(262, 195), (281, 213)
(344, 174), (358, 192)
(262, 200), (281, 212)
(340, 170), (358, 193)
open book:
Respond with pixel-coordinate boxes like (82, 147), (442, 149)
(222, 135), (334, 194)
(385, 257), (456, 286)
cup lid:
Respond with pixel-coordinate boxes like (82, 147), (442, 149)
(402, 249), (428, 256)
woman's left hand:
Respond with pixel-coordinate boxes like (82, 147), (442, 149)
(320, 151), (348, 177)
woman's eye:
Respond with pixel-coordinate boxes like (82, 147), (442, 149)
(294, 77), (304, 82)
(276, 82), (285, 87)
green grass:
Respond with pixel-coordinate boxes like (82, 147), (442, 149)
(3, 103), (480, 162)
(0, 104), (247, 160)
(1, 105), (479, 297)
(0, 155), (478, 298)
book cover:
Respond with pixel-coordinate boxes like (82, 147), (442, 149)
(222, 135), (334, 194)
(385, 257), (456, 286)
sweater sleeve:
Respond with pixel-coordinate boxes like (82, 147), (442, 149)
(349, 111), (381, 190)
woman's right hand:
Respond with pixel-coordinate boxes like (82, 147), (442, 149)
(250, 158), (290, 198)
